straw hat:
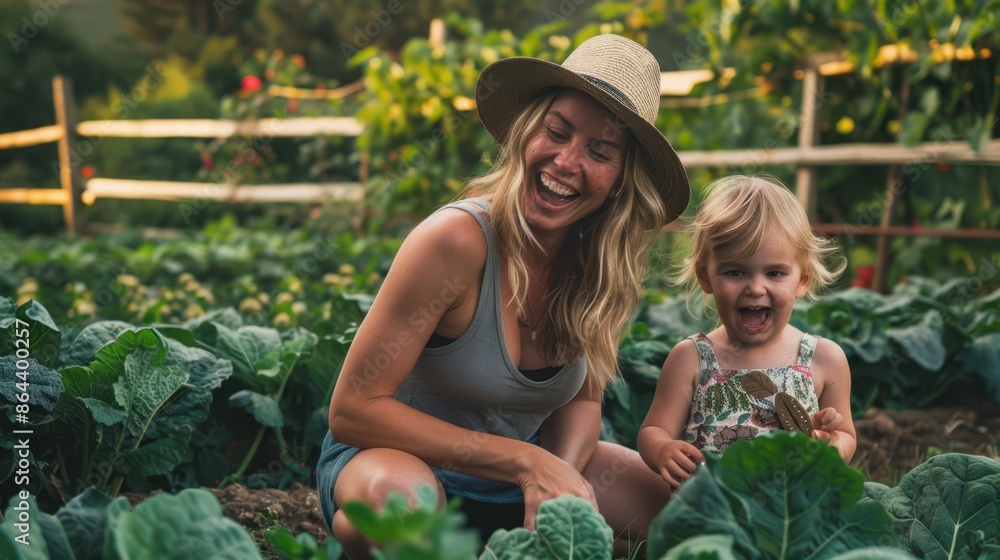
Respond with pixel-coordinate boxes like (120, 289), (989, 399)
(476, 34), (690, 221)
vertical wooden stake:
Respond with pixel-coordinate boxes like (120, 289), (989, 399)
(873, 79), (910, 293)
(872, 166), (901, 293)
(795, 64), (822, 221)
(357, 149), (370, 235)
(428, 19), (446, 48)
(53, 76), (83, 236)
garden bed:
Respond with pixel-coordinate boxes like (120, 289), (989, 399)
(171, 399), (1000, 552)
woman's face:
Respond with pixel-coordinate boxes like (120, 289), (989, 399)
(521, 90), (628, 238)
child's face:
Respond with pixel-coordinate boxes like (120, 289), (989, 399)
(697, 231), (809, 348)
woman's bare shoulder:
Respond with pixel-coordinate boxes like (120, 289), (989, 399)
(403, 204), (489, 265)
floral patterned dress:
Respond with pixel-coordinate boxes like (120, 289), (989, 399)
(682, 332), (821, 455)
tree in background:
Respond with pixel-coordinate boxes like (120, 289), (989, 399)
(117, 0), (262, 61)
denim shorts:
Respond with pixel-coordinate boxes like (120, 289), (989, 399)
(316, 431), (536, 532)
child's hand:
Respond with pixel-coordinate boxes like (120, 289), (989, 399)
(810, 407), (843, 436)
(653, 441), (705, 489)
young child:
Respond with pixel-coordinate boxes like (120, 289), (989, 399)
(637, 175), (857, 489)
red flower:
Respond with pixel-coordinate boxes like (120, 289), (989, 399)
(202, 156), (214, 170)
(80, 165), (95, 179)
(852, 265), (875, 289)
(242, 75), (263, 92)
(935, 162), (952, 173)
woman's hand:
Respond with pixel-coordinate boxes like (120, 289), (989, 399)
(651, 440), (704, 489)
(518, 448), (598, 530)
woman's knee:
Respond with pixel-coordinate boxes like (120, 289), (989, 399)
(330, 449), (447, 559)
(335, 448), (447, 510)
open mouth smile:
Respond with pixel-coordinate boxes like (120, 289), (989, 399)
(738, 306), (772, 331)
(536, 172), (580, 207)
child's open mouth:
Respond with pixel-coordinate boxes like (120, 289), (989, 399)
(739, 307), (771, 331)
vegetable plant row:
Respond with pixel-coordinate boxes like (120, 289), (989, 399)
(0, 271), (998, 558)
(2, 271), (998, 500)
(3, 431), (998, 559)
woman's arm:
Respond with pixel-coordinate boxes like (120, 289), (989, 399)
(811, 338), (857, 462)
(328, 208), (594, 517)
(636, 340), (703, 488)
(540, 379), (603, 472)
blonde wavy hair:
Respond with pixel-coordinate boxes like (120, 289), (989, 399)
(468, 90), (668, 389)
(676, 174), (846, 307)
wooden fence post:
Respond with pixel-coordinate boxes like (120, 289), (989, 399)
(795, 62), (822, 220)
(53, 76), (83, 235)
(428, 18), (446, 48)
(872, 166), (901, 293)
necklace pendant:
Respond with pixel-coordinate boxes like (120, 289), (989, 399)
(530, 330), (537, 341)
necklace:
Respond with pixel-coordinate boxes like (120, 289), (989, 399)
(518, 265), (551, 342)
(518, 297), (541, 341)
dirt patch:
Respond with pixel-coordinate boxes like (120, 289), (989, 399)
(210, 482), (329, 540)
(852, 400), (1000, 484)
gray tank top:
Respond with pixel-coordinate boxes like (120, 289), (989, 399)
(395, 199), (588, 442)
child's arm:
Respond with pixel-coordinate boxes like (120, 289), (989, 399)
(637, 339), (704, 489)
(810, 338), (857, 462)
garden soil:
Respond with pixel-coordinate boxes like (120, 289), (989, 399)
(127, 400), (1000, 549)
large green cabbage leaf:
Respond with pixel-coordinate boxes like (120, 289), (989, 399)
(649, 432), (894, 559)
(109, 488), (261, 559)
(480, 495), (612, 560)
(863, 453), (1000, 559)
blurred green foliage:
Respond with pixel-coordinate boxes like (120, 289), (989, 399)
(1, 0), (998, 286)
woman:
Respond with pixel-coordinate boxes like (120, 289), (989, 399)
(319, 33), (690, 557)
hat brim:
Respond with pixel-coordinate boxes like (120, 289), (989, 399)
(476, 57), (690, 222)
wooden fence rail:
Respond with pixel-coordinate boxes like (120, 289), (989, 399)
(2, 66), (998, 291)
(0, 77), (368, 235)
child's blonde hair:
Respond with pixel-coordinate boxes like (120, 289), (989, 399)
(676, 174), (846, 302)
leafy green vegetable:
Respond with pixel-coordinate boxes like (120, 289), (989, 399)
(961, 334), (1000, 403)
(60, 321), (135, 368)
(885, 311), (946, 372)
(0, 298), (62, 369)
(267, 526), (344, 560)
(200, 323), (283, 385)
(658, 534), (741, 560)
(1, 493), (51, 559)
(828, 548), (917, 559)
(55, 487), (115, 560)
(0, 356), (63, 413)
(342, 484), (479, 560)
(146, 340), (232, 438)
(228, 390), (284, 427)
(649, 431), (894, 559)
(108, 488), (262, 559)
(863, 453), (1000, 559)
(113, 348), (188, 439)
(480, 496), (612, 560)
